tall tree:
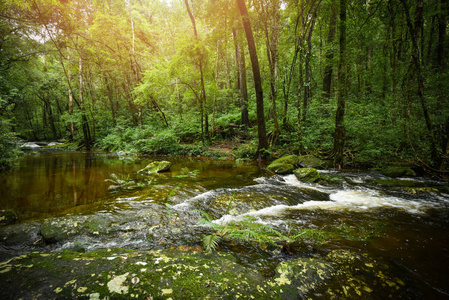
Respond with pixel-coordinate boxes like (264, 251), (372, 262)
(333, 0), (346, 168)
(236, 0), (268, 151)
(233, 27), (250, 129)
(184, 0), (209, 141)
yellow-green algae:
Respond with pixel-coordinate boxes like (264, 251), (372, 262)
(0, 248), (410, 299)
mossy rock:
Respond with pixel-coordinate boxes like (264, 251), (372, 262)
(138, 161), (171, 174)
(297, 155), (331, 169)
(267, 163), (295, 174)
(293, 168), (320, 182)
(371, 179), (427, 188)
(271, 155), (301, 167)
(0, 210), (18, 226)
(377, 167), (416, 178)
(0, 248), (409, 300)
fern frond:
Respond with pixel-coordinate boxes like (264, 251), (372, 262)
(203, 234), (221, 252)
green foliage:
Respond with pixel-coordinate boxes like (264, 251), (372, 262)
(136, 130), (180, 155)
(232, 143), (258, 160)
(198, 211), (330, 253)
(0, 134), (20, 171)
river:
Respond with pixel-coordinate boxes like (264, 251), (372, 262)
(1, 151), (448, 298)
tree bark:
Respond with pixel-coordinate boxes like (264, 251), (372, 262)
(322, 0), (338, 102)
(400, 0), (439, 167)
(184, 0), (209, 141)
(333, 0), (347, 169)
(236, 0), (268, 151)
(233, 28), (250, 129)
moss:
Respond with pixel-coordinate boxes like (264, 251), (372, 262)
(297, 155), (331, 169)
(271, 155), (301, 166)
(376, 167), (416, 178)
(0, 247), (410, 299)
(293, 168), (320, 182)
(267, 163), (295, 174)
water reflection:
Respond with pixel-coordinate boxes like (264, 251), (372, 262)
(0, 152), (264, 221)
(0, 152), (145, 220)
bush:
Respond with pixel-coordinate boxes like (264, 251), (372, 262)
(232, 143), (257, 160)
(0, 134), (20, 171)
(135, 130), (181, 155)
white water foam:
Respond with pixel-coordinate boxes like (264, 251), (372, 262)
(20, 142), (41, 148)
(212, 186), (430, 226)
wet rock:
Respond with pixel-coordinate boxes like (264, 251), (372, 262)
(0, 248), (410, 300)
(297, 155), (331, 169)
(40, 215), (113, 244)
(377, 167), (416, 178)
(138, 161), (171, 174)
(271, 249), (409, 299)
(294, 168), (320, 182)
(271, 155), (301, 167)
(0, 248), (275, 299)
(0, 222), (42, 260)
(267, 162), (295, 174)
(0, 210), (18, 226)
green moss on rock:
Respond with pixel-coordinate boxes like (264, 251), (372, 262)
(271, 155), (301, 166)
(293, 168), (320, 182)
(377, 167), (416, 178)
(267, 163), (295, 175)
(0, 247), (410, 299)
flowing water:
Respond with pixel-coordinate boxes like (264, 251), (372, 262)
(1, 151), (449, 298)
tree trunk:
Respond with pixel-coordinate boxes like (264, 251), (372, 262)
(400, 0), (439, 167)
(233, 28), (250, 129)
(79, 56), (91, 150)
(184, 0), (209, 142)
(262, 0), (280, 143)
(322, 0), (338, 102)
(333, 0), (347, 169)
(303, 11), (316, 123)
(437, 0), (448, 167)
(236, 0), (268, 151)
(104, 73), (116, 125)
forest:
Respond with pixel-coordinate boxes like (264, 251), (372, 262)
(0, 0), (448, 172)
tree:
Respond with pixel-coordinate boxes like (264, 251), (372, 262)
(333, 0), (346, 168)
(236, 0), (268, 152)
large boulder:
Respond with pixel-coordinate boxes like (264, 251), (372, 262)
(267, 163), (295, 174)
(293, 168), (320, 182)
(271, 155), (301, 167)
(297, 155), (331, 169)
(138, 161), (171, 174)
(267, 155), (301, 174)
(0, 248), (409, 299)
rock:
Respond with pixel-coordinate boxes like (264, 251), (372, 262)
(0, 248), (409, 299)
(271, 155), (301, 167)
(40, 215), (113, 244)
(138, 160), (171, 174)
(0, 222), (42, 260)
(297, 155), (331, 169)
(267, 162), (295, 174)
(377, 167), (416, 178)
(293, 168), (320, 182)
(0, 210), (18, 226)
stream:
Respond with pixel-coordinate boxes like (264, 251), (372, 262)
(1, 151), (449, 298)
